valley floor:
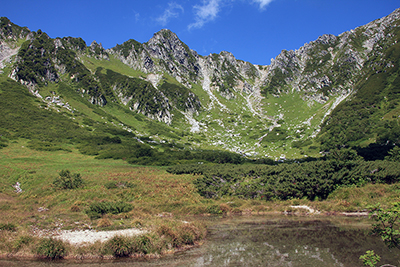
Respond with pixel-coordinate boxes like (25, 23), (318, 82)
(0, 141), (399, 260)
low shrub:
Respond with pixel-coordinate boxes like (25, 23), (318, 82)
(104, 235), (132, 257)
(97, 217), (112, 228)
(132, 234), (158, 254)
(13, 235), (33, 252)
(0, 223), (17, 231)
(206, 204), (223, 214)
(35, 238), (66, 259)
(105, 181), (135, 189)
(104, 181), (118, 189)
(156, 221), (206, 248)
(53, 170), (84, 190)
(85, 201), (133, 219)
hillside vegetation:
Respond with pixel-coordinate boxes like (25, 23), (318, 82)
(1, 9), (400, 259)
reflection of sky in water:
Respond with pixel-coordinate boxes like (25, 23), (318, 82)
(188, 216), (398, 267)
(192, 241), (345, 266)
(2, 216), (399, 267)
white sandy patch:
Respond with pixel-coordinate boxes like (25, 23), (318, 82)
(53, 228), (147, 245)
(290, 205), (320, 214)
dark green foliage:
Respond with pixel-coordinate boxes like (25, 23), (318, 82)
(14, 29), (105, 100)
(35, 238), (66, 259)
(159, 81), (201, 111)
(15, 31), (58, 85)
(206, 204), (224, 214)
(85, 201), (133, 219)
(133, 234), (156, 254)
(262, 68), (287, 95)
(0, 79), (87, 144)
(0, 223), (16, 231)
(105, 181), (134, 189)
(0, 17), (30, 39)
(319, 30), (400, 151)
(104, 235), (133, 257)
(95, 68), (166, 113)
(61, 37), (87, 51)
(113, 39), (144, 58)
(261, 127), (288, 143)
(369, 202), (400, 249)
(168, 160), (400, 200)
(385, 146), (400, 161)
(292, 139), (313, 148)
(53, 170), (84, 189)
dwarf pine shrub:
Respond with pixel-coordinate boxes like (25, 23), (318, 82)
(35, 238), (66, 259)
(53, 170), (84, 189)
(104, 235), (132, 257)
(85, 201), (133, 219)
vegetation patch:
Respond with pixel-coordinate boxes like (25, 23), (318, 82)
(85, 201), (134, 219)
(53, 170), (84, 190)
(34, 238), (67, 259)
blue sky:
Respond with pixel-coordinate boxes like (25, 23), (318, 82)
(2, 0), (399, 65)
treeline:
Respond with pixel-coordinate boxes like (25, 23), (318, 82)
(167, 157), (400, 200)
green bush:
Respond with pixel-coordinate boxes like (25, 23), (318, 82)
(105, 181), (135, 189)
(85, 201), (133, 219)
(35, 238), (66, 259)
(53, 170), (84, 189)
(104, 181), (118, 189)
(206, 205), (223, 214)
(104, 235), (132, 257)
(170, 160), (400, 201)
(132, 234), (157, 254)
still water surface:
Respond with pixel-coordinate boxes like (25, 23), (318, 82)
(2, 215), (399, 267)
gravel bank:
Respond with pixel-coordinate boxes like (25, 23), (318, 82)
(45, 228), (147, 246)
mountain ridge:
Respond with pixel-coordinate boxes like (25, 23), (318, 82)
(1, 8), (400, 160)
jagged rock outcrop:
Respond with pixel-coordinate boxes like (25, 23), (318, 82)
(0, 17), (32, 69)
(263, 8), (400, 104)
(89, 40), (109, 60)
(0, 7), (399, 154)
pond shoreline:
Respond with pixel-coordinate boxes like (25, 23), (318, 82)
(0, 209), (371, 262)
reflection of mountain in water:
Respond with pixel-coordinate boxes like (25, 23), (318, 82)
(197, 217), (399, 267)
(1, 217), (398, 266)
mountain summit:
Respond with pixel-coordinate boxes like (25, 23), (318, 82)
(0, 8), (400, 160)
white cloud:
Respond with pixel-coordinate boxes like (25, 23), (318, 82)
(156, 2), (184, 26)
(188, 0), (222, 30)
(252, 0), (274, 10)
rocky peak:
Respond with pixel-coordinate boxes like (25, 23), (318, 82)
(0, 17), (31, 41)
(90, 40), (102, 49)
(146, 29), (198, 62)
(89, 40), (109, 60)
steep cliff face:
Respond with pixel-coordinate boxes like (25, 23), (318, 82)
(0, 17), (32, 69)
(106, 8), (400, 119)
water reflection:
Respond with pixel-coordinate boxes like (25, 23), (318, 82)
(2, 215), (400, 266)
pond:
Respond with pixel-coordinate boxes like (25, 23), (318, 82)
(2, 215), (399, 266)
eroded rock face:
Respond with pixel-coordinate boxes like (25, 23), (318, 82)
(102, 8), (400, 125)
(107, 8), (400, 109)
(1, 8), (399, 128)
(0, 40), (19, 69)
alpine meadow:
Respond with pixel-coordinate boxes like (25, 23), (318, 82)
(1, 7), (400, 263)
